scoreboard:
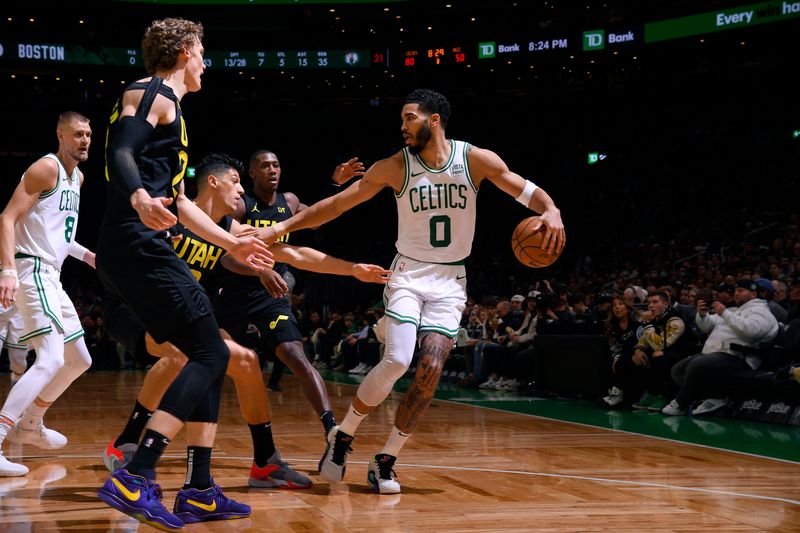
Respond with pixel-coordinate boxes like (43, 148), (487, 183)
(1, 42), (385, 70)
(401, 46), (467, 67)
(205, 49), (374, 69)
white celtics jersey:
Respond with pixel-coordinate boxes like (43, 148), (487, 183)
(395, 139), (478, 263)
(15, 153), (81, 269)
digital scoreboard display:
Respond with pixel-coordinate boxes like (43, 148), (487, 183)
(204, 49), (374, 69)
(1, 42), (384, 70)
(402, 46), (467, 66)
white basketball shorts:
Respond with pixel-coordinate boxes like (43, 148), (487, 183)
(383, 253), (467, 338)
(0, 304), (29, 349)
(14, 256), (83, 344)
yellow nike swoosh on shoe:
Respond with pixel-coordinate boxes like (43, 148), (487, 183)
(111, 478), (140, 502)
(186, 498), (217, 512)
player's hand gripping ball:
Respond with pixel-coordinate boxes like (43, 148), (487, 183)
(511, 216), (562, 268)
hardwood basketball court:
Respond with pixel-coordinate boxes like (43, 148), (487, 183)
(1, 371), (798, 532)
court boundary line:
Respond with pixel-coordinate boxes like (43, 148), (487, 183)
(431, 395), (800, 466)
(30, 451), (800, 506)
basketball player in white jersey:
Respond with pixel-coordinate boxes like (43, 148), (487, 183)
(261, 89), (565, 493)
(0, 112), (94, 476)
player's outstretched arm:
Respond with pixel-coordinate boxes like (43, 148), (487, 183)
(0, 158), (58, 306)
(271, 243), (391, 283)
(259, 156), (400, 244)
(177, 193), (273, 271)
(470, 146), (565, 255)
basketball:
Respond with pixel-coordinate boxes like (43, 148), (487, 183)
(511, 216), (562, 268)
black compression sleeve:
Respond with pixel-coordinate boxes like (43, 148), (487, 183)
(108, 115), (154, 198)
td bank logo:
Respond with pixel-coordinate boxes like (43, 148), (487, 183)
(583, 30), (605, 51)
(478, 42), (495, 59)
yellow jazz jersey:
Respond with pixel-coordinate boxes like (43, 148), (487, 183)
(395, 139), (478, 263)
(15, 153), (81, 269)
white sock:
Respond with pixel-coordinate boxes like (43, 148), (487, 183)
(379, 426), (411, 457)
(338, 404), (368, 437)
(0, 416), (13, 446)
(18, 397), (51, 430)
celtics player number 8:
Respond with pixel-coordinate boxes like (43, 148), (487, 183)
(64, 216), (75, 243)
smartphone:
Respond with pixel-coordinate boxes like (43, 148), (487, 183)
(697, 288), (713, 305)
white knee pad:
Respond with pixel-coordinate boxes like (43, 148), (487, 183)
(65, 336), (92, 373)
(28, 329), (66, 379)
(36, 336), (92, 404)
(357, 320), (417, 407)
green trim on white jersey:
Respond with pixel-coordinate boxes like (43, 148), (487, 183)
(397, 149), (411, 198)
(463, 142), (478, 193)
(414, 139), (456, 173)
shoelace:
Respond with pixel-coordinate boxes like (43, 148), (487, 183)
(377, 460), (397, 481)
(332, 436), (353, 465)
(269, 454), (290, 468)
(212, 485), (229, 506)
(142, 479), (163, 503)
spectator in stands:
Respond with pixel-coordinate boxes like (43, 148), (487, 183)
(347, 313), (380, 375)
(686, 288), (698, 306)
(678, 286), (692, 306)
(460, 298), (477, 327)
(754, 278), (788, 323)
(772, 280), (791, 313)
(506, 294), (527, 331)
(458, 308), (485, 384)
(335, 313), (360, 371)
(600, 295), (643, 408)
(569, 293), (599, 332)
(317, 311), (346, 370)
(789, 279), (800, 316)
(506, 296), (540, 392)
(662, 279), (779, 416)
(713, 283), (735, 308)
(623, 286), (647, 308)
(625, 290), (695, 411)
(552, 285), (575, 322)
(472, 300), (508, 387)
(533, 291), (560, 333)
(479, 294), (537, 391)
(304, 310), (326, 368)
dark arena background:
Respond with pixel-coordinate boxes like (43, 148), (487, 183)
(1, 1), (800, 531)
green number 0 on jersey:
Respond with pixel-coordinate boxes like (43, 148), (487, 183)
(429, 214), (451, 247)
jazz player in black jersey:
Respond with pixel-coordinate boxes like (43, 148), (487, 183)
(102, 153), (390, 492)
(214, 150), (365, 440)
(95, 18), (271, 530)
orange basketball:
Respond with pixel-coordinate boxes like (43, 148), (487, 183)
(511, 216), (562, 268)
